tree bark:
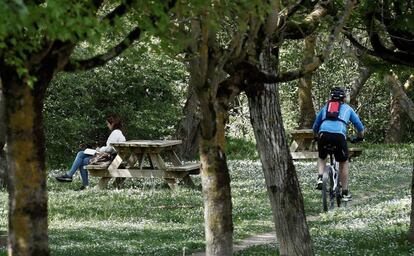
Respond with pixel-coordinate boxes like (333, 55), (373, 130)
(175, 79), (200, 161)
(2, 69), (49, 256)
(0, 79), (6, 188)
(197, 74), (234, 256)
(384, 73), (414, 122)
(349, 63), (372, 107)
(410, 161), (414, 243)
(298, 35), (316, 128)
(385, 74), (413, 142)
(385, 90), (405, 143)
(246, 45), (313, 255)
(198, 98), (233, 255)
(189, 17), (234, 255)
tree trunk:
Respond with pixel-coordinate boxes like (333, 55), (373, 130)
(246, 45), (313, 255)
(188, 17), (234, 254)
(198, 103), (233, 255)
(2, 69), (49, 256)
(409, 161), (414, 243)
(349, 64), (372, 108)
(0, 79), (7, 188)
(385, 74), (413, 142)
(175, 82), (200, 161)
(247, 83), (313, 255)
(385, 91), (405, 143)
(298, 35), (316, 128)
(197, 79), (233, 255)
(384, 73), (414, 122)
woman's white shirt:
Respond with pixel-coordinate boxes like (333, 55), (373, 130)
(97, 129), (126, 153)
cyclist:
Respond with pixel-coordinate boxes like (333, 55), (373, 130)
(312, 87), (364, 201)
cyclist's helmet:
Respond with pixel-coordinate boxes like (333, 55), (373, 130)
(330, 87), (346, 101)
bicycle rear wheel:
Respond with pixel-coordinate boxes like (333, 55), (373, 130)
(336, 182), (342, 207)
(322, 166), (332, 212)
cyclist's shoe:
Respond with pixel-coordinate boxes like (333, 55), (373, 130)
(315, 177), (323, 190)
(342, 190), (352, 202)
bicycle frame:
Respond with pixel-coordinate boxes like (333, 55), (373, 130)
(329, 153), (340, 196)
(322, 150), (342, 211)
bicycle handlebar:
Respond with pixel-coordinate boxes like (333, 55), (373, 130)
(350, 136), (364, 144)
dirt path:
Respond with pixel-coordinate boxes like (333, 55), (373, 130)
(191, 216), (318, 255)
(191, 192), (380, 255)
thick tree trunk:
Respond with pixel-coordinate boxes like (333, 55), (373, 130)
(0, 79), (6, 188)
(189, 17), (234, 254)
(349, 64), (372, 107)
(410, 161), (414, 243)
(198, 80), (233, 256)
(298, 35), (316, 128)
(384, 73), (414, 122)
(2, 70), (49, 256)
(175, 82), (200, 161)
(246, 45), (313, 255)
(385, 92), (405, 143)
(247, 84), (313, 255)
(385, 74), (413, 142)
(199, 109), (233, 255)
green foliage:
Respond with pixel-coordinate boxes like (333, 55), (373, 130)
(226, 137), (259, 160)
(44, 46), (187, 168)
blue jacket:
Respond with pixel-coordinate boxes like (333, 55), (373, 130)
(312, 102), (364, 137)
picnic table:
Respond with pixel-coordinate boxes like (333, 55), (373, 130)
(85, 140), (200, 190)
(289, 129), (363, 160)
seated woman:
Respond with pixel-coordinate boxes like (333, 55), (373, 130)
(55, 115), (126, 190)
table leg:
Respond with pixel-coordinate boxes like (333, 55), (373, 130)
(112, 177), (126, 189)
(96, 177), (111, 190)
(181, 175), (195, 188)
(167, 150), (182, 166)
(290, 140), (299, 152)
(165, 178), (176, 189)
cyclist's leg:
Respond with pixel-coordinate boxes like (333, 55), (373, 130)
(333, 134), (351, 200)
(318, 158), (327, 176)
(339, 161), (349, 190)
(316, 133), (329, 189)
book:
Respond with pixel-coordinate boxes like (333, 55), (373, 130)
(84, 148), (97, 155)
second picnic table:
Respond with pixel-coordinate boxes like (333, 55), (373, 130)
(86, 140), (200, 189)
(289, 129), (363, 160)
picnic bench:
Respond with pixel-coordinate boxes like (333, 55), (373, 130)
(289, 129), (363, 160)
(85, 140), (200, 190)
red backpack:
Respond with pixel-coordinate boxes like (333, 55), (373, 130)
(326, 100), (340, 119)
(325, 100), (346, 124)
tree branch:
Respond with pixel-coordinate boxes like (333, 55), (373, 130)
(250, 0), (356, 83)
(64, 0), (178, 72)
(103, 0), (133, 25)
(286, 0), (306, 17)
(282, 1), (329, 40)
(64, 27), (141, 72)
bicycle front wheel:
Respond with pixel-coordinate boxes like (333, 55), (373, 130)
(322, 166), (332, 212)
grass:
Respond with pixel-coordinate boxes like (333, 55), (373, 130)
(0, 143), (413, 255)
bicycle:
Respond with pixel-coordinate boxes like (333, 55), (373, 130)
(321, 137), (363, 212)
(321, 144), (342, 212)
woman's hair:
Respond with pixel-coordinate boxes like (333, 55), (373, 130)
(106, 115), (123, 130)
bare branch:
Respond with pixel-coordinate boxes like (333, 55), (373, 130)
(286, 0), (306, 17)
(343, 31), (377, 56)
(282, 1), (329, 40)
(255, 0), (357, 83)
(64, 27), (141, 72)
(344, 28), (414, 67)
(103, 0), (133, 25)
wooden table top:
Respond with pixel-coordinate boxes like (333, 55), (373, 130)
(111, 140), (182, 148)
(290, 129), (313, 135)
